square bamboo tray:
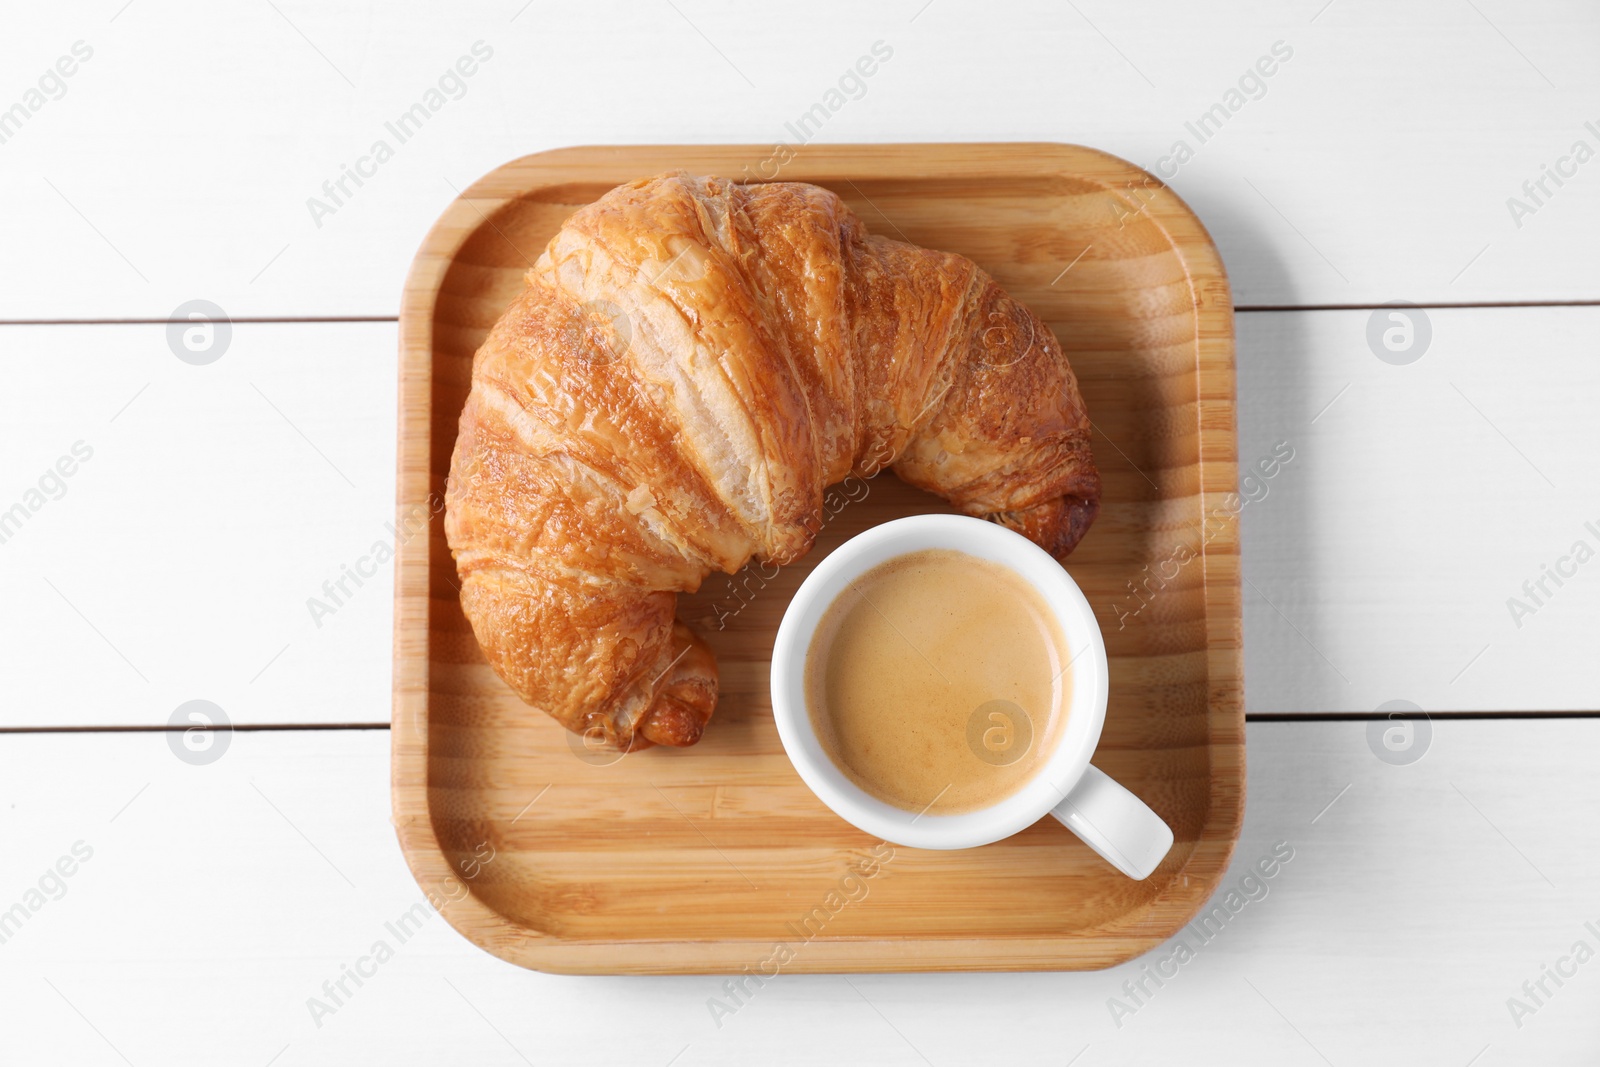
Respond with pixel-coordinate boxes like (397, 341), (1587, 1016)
(392, 143), (1242, 973)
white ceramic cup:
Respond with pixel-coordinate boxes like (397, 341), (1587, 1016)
(770, 513), (1174, 880)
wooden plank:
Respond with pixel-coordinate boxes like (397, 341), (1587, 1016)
(0, 722), (1594, 1063)
(1236, 306), (1600, 713)
(4, 305), (1596, 728)
(2, 2), (1597, 319)
(0, 322), (397, 728)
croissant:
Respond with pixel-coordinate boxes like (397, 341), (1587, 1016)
(444, 172), (1099, 751)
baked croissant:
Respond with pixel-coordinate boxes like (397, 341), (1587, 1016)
(444, 172), (1099, 751)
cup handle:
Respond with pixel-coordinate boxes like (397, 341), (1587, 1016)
(1049, 765), (1174, 880)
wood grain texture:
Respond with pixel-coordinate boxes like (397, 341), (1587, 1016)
(7, 309), (1600, 730)
(5, 0), (1598, 319)
(5, 723), (1600, 1065)
(391, 144), (1242, 973)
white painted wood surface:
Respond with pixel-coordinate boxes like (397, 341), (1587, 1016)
(1, 723), (1595, 1065)
(0, 1), (1597, 319)
(0, 322), (397, 728)
(3, 1), (1595, 1062)
(3, 308), (1595, 727)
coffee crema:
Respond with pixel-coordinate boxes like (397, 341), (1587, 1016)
(803, 547), (1071, 815)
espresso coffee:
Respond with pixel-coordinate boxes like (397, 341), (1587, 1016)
(803, 547), (1071, 815)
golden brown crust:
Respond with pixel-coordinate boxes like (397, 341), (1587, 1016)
(444, 172), (1100, 750)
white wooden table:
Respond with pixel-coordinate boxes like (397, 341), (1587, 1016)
(3, 2), (1597, 1063)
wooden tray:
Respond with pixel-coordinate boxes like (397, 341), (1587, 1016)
(392, 143), (1242, 974)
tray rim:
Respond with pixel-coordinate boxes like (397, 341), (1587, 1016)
(391, 142), (1244, 974)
